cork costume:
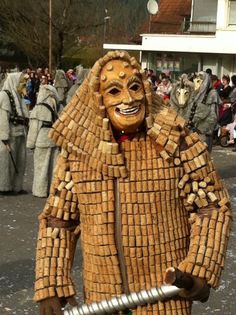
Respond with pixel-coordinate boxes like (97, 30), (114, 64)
(34, 51), (232, 315)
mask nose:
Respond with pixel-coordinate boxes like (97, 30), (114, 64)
(122, 90), (133, 105)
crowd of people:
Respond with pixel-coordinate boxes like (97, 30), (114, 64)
(0, 63), (235, 198)
(22, 67), (79, 109)
(146, 67), (236, 148)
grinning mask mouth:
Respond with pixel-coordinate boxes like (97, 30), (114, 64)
(115, 103), (141, 116)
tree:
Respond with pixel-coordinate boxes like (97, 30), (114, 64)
(0, 0), (148, 70)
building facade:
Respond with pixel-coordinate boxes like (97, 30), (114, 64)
(104, 0), (236, 81)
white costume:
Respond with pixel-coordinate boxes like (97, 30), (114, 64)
(0, 73), (29, 193)
(54, 69), (69, 106)
(27, 85), (60, 197)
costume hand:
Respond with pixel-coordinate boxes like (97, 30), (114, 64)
(39, 295), (78, 315)
(164, 267), (210, 302)
(39, 296), (63, 315)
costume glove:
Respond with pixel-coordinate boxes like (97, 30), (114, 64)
(164, 267), (210, 302)
(39, 295), (77, 315)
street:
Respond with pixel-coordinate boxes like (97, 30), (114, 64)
(0, 146), (235, 315)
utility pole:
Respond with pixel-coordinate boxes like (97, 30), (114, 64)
(49, 0), (52, 74)
(103, 9), (110, 51)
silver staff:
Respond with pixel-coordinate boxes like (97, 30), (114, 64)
(64, 285), (182, 315)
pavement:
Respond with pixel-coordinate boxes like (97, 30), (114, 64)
(0, 146), (235, 315)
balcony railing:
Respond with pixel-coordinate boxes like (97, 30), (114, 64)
(188, 21), (216, 33)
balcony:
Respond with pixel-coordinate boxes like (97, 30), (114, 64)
(186, 21), (216, 34)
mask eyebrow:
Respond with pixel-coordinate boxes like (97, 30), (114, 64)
(102, 79), (123, 90)
(127, 75), (142, 85)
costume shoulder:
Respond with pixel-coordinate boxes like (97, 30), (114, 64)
(30, 104), (55, 122)
(147, 107), (187, 160)
(0, 90), (12, 112)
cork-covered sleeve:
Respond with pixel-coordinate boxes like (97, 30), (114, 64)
(178, 132), (232, 288)
(34, 150), (80, 302)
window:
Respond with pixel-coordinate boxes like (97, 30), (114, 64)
(190, 0), (217, 33)
(229, 0), (236, 25)
(192, 0), (217, 23)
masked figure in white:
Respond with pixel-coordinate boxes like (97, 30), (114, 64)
(27, 85), (61, 197)
(53, 69), (69, 107)
(0, 72), (29, 194)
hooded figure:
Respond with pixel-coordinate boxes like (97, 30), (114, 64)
(34, 51), (231, 315)
(170, 73), (195, 118)
(53, 69), (69, 106)
(27, 85), (61, 197)
(66, 65), (90, 104)
(0, 72), (29, 193)
(187, 72), (220, 152)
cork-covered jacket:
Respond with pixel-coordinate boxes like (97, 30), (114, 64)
(34, 51), (232, 315)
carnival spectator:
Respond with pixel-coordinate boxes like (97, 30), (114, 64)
(218, 75), (232, 100)
(205, 68), (212, 77)
(40, 75), (48, 85)
(156, 75), (172, 102)
(147, 68), (157, 86)
(225, 113), (236, 144)
(66, 69), (77, 88)
(66, 65), (90, 104)
(218, 102), (233, 127)
(211, 74), (222, 91)
(228, 75), (236, 105)
(27, 71), (38, 109)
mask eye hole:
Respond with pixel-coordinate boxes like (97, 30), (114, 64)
(129, 83), (140, 92)
(108, 87), (120, 95)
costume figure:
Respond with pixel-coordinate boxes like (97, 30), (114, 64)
(34, 51), (232, 315)
(171, 72), (219, 153)
(27, 85), (61, 198)
(66, 65), (90, 104)
(54, 69), (69, 106)
(0, 72), (29, 194)
(170, 74), (194, 117)
(188, 72), (219, 152)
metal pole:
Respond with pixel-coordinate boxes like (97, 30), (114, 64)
(49, 0), (52, 74)
(64, 285), (182, 315)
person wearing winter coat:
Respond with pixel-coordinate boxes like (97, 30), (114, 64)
(0, 72), (29, 194)
(26, 84), (61, 197)
(187, 71), (220, 152)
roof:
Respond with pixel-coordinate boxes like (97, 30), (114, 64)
(132, 0), (192, 43)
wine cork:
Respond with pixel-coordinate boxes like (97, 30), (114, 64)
(187, 193), (196, 205)
(192, 181), (198, 192)
(207, 192), (218, 203)
(198, 189), (206, 199)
